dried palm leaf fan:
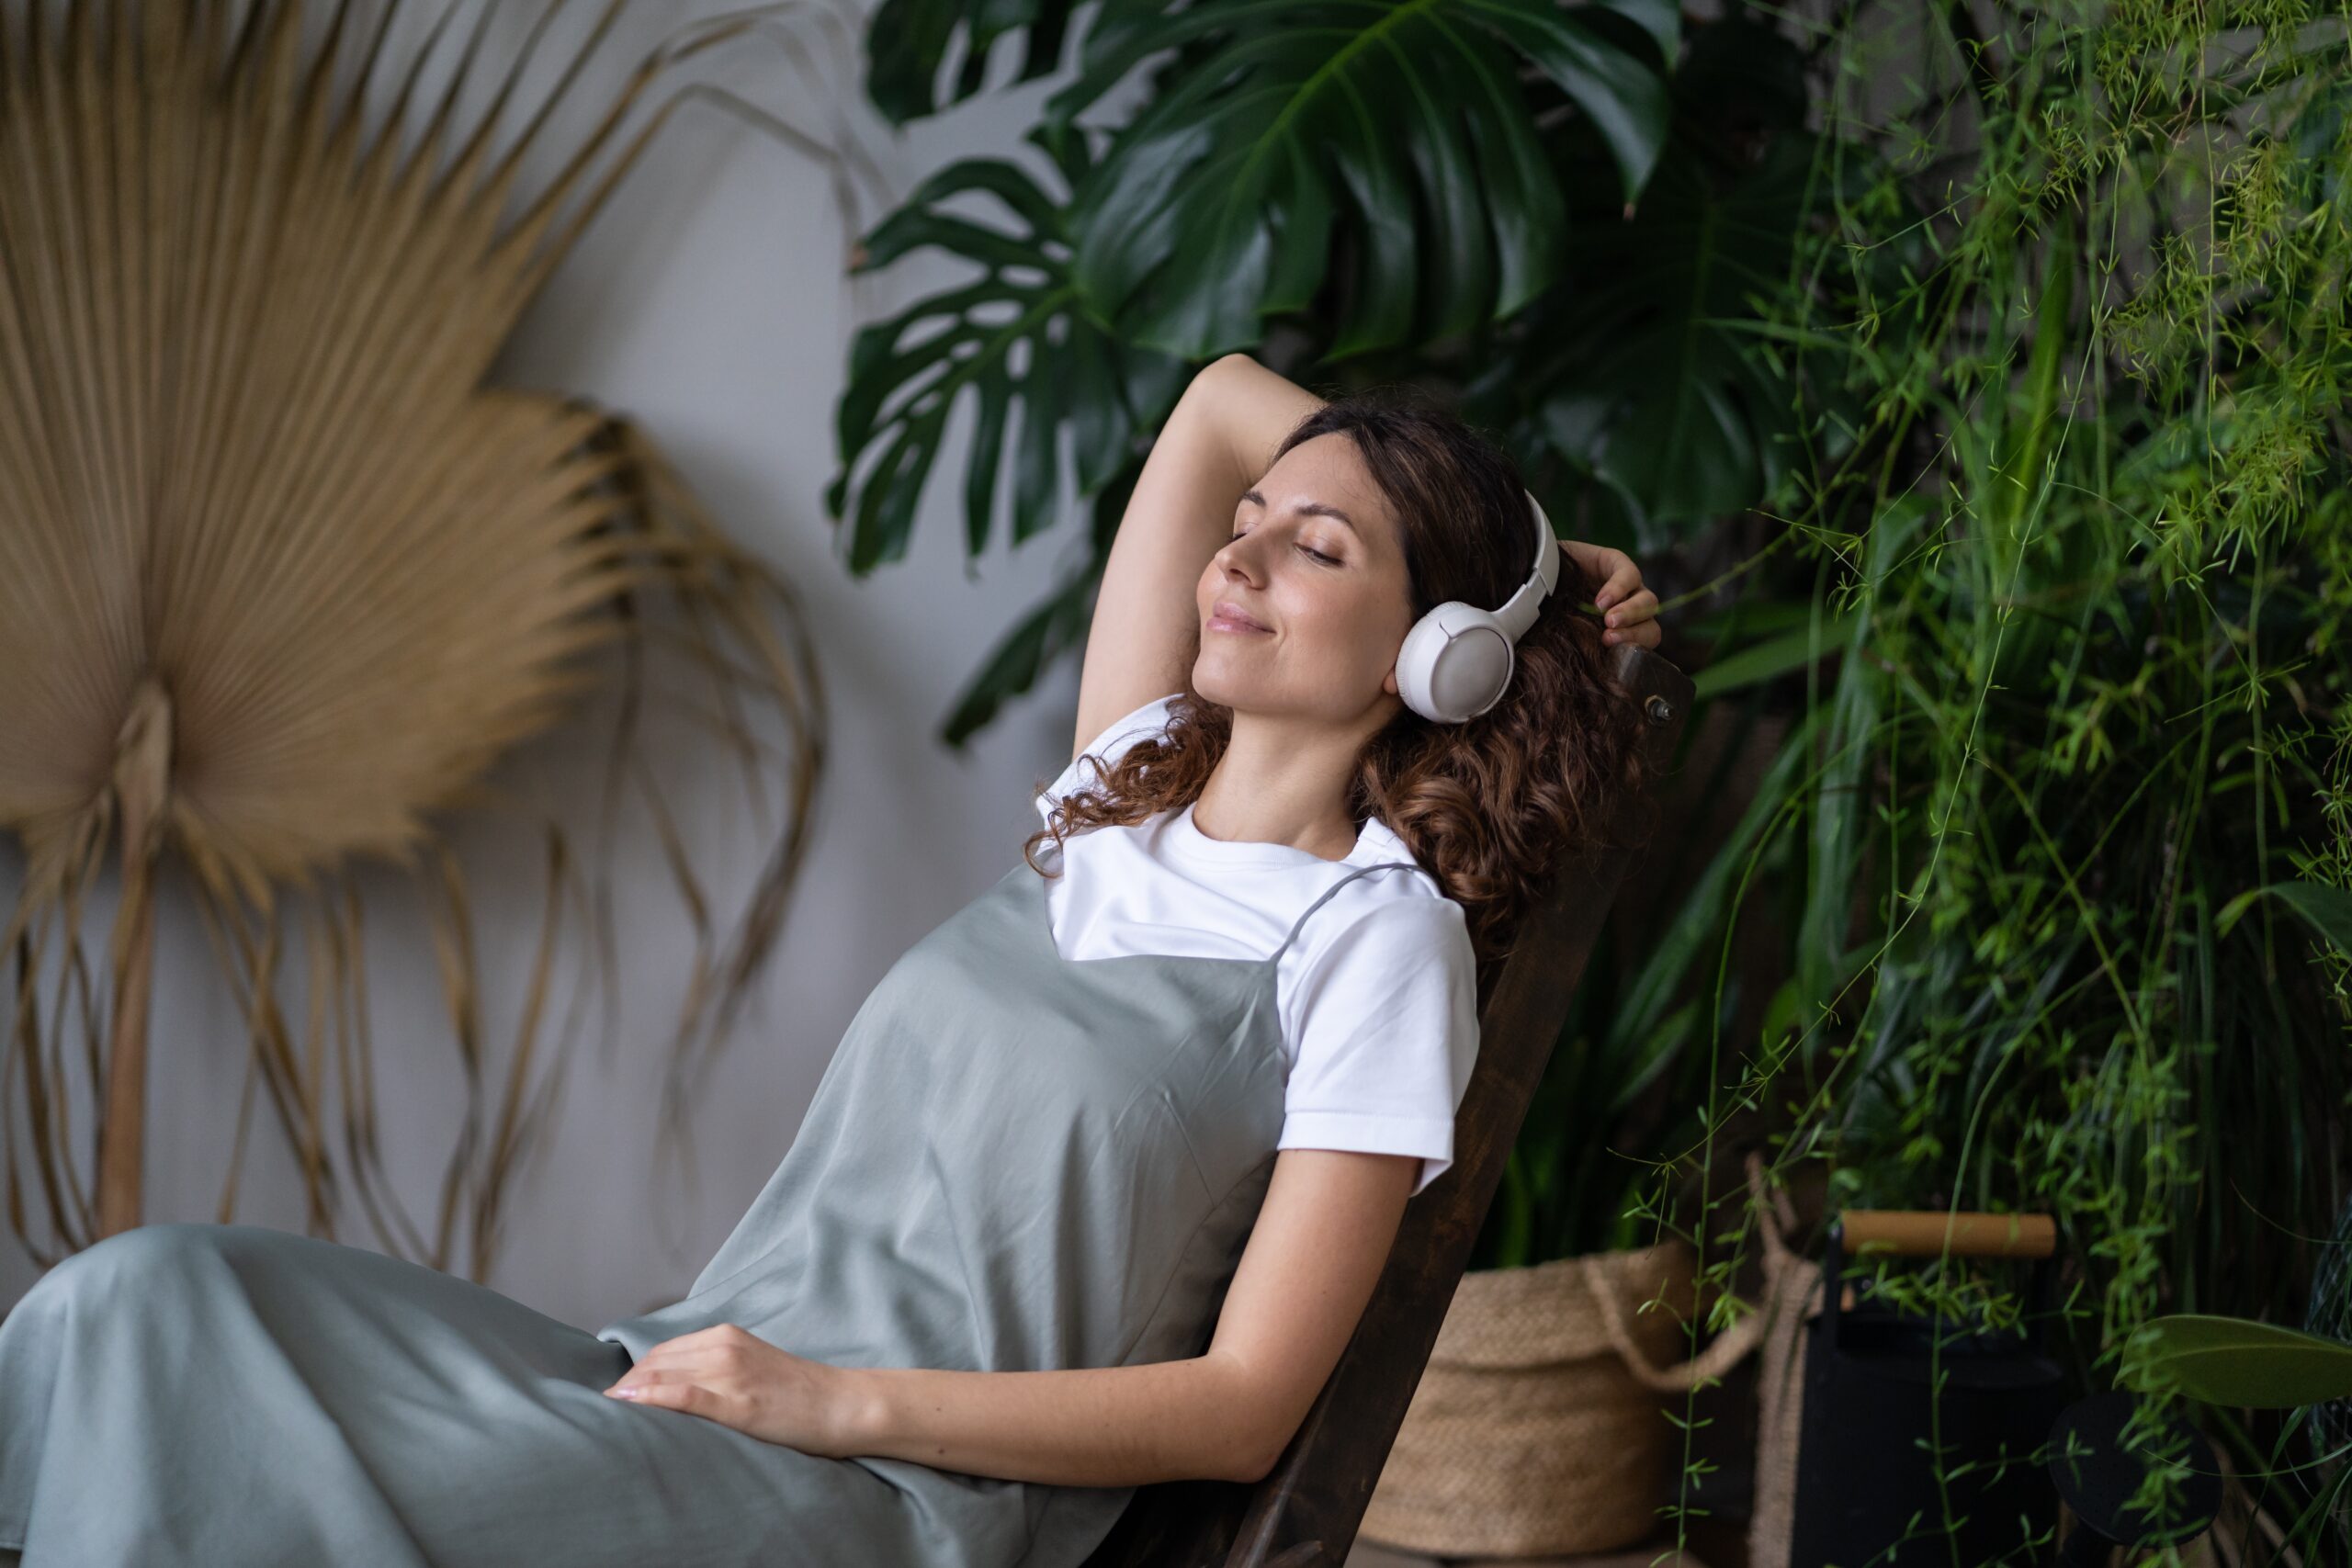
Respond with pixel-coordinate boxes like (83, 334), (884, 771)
(0, 0), (857, 1281)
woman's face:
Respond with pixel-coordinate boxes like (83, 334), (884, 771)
(1193, 433), (1417, 722)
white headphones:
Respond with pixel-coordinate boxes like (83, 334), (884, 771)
(1393, 490), (1561, 724)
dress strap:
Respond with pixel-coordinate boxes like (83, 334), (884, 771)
(1271, 860), (1428, 963)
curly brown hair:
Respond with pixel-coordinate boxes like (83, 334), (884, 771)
(1021, 385), (1652, 969)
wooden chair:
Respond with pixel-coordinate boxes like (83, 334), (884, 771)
(1082, 643), (1696, 1568)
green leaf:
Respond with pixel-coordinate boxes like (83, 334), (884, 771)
(864, 0), (1081, 128)
(1037, 0), (1673, 362)
(1587, 0), (1680, 62)
(1531, 130), (1822, 527)
(1610, 703), (1826, 1050)
(1690, 613), (1860, 698)
(1494, 1146), (1537, 1269)
(2218, 880), (2352, 954)
(2132, 1314), (2352, 1408)
(824, 133), (1188, 575)
(1508, 13), (1859, 532)
(938, 553), (1104, 748)
(2275, 882), (2352, 954)
(1796, 501), (1923, 1035)
(937, 468), (1144, 747)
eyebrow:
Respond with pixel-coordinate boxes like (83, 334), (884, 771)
(1239, 488), (1360, 536)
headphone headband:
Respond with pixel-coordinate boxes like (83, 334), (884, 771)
(1489, 491), (1560, 643)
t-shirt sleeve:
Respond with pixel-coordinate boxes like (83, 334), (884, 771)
(1035, 693), (1182, 824)
(1276, 897), (1480, 1197)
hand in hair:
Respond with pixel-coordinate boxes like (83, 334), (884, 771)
(1563, 539), (1662, 649)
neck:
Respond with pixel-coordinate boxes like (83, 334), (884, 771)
(1192, 704), (1386, 861)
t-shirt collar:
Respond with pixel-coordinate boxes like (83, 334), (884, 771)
(1160, 799), (1381, 869)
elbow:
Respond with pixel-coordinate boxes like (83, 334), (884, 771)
(1197, 1355), (1294, 1483)
(1223, 1421), (1293, 1486)
(1222, 1446), (1277, 1486)
(1195, 351), (1261, 393)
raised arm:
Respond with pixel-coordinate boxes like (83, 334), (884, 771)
(1069, 353), (1326, 762)
(1071, 357), (1663, 764)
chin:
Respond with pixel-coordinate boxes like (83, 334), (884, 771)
(1190, 660), (1256, 713)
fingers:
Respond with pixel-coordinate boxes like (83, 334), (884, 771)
(605, 1324), (745, 1395)
(603, 1322), (784, 1427)
(1588, 552), (1645, 613)
(1560, 541), (1663, 649)
(605, 1370), (718, 1416)
(1593, 553), (1661, 649)
(1599, 587), (1662, 648)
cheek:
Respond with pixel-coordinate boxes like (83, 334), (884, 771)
(1298, 582), (1396, 663)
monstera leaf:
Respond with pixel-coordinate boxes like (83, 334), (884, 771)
(937, 468), (1134, 747)
(1469, 12), (1838, 536)
(826, 126), (1190, 574)
(864, 0), (1086, 126)
(1526, 141), (1820, 533)
(1037, 0), (1679, 360)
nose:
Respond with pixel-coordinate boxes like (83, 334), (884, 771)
(1216, 531), (1267, 580)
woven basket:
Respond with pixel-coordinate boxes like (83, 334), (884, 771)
(1360, 1237), (1764, 1559)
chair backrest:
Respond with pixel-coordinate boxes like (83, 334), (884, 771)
(1080, 644), (1694, 1568)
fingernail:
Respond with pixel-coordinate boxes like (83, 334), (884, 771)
(606, 1387), (639, 1399)
(1607, 614), (1619, 626)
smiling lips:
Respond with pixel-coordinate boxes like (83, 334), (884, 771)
(1209, 600), (1271, 634)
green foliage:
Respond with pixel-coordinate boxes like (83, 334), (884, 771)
(2135, 1314), (2352, 1408)
(831, 0), (1703, 744)
(2224, 876), (2352, 957)
(1037, 0), (1677, 359)
(863, 0), (1083, 127)
(827, 129), (1190, 578)
(1512, 11), (1839, 535)
(832, 5), (2352, 1557)
(1611, 2), (2352, 1560)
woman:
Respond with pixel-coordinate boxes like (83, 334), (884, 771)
(0, 353), (1662, 1568)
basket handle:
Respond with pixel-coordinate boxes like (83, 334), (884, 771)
(1576, 1154), (1805, 1393)
(1573, 1253), (1769, 1394)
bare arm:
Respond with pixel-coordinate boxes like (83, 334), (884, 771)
(1070, 356), (1664, 765)
(838, 1146), (1416, 1486)
(603, 1146), (1417, 1488)
(1069, 353), (1327, 762)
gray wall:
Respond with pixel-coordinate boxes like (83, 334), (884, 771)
(1, 0), (1106, 1334)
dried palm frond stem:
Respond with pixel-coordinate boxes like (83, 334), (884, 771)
(0, 0), (861, 1280)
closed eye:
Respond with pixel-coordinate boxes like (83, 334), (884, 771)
(1227, 527), (1339, 567)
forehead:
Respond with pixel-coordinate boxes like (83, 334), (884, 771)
(1251, 434), (1392, 542)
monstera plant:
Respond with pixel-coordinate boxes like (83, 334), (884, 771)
(0, 1), (840, 1282)
(827, 0), (1847, 745)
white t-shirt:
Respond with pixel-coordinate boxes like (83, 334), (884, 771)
(1033, 694), (1480, 1196)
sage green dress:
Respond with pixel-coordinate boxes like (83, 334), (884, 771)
(0, 852), (1426, 1567)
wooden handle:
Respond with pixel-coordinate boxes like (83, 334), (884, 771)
(1838, 1211), (2056, 1259)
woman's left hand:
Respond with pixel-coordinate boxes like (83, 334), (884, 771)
(604, 1323), (859, 1456)
(1561, 539), (1662, 649)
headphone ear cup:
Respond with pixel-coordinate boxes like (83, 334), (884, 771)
(1396, 603), (1514, 723)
